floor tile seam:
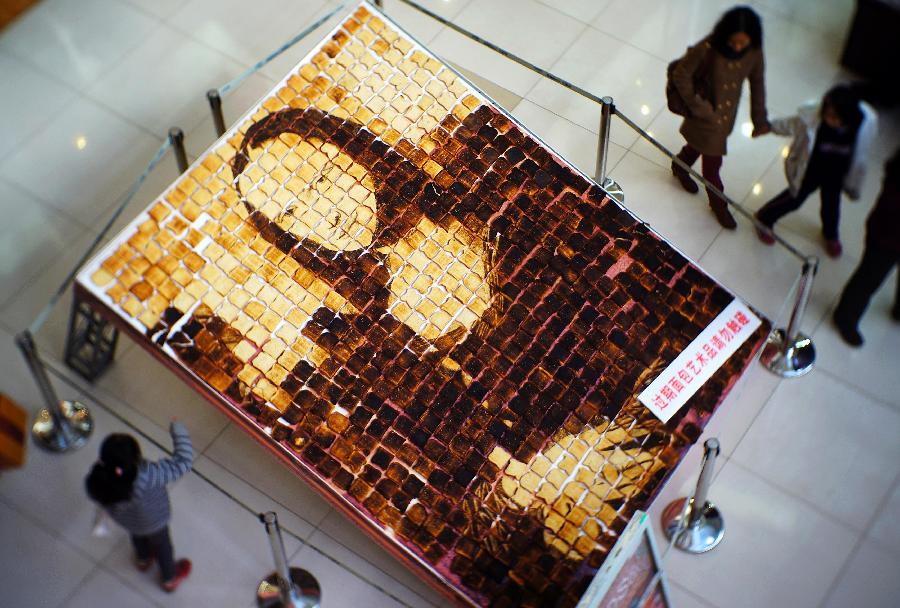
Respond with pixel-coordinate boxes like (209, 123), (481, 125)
(451, 0), (592, 68)
(196, 450), (325, 533)
(69, 16), (229, 139)
(78, 83), (181, 143)
(618, 137), (679, 170)
(622, 105), (665, 156)
(531, 0), (606, 30)
(65, 5), (171, 94)
(2, 3), (166, 102)
(581, 20), (679, 65)
(116, 0), (169, 22)
(726, 458), (871, 537)
(0, 169), (104, 235)
(0, 489), (104, 566)
(505, 19), (594, 108)
(43, 355), (172, 448)
(0, 41), (80, 94)
(160, 0), (338, 83)
(816, 469), (900, 608)
(858, 467), (900, 558)
(43, 351), (99, 399)
(48, 561), (105, 608)
(605, 146), (628, 175)
(0, 316), (15, 334)
(0, 74), (80, 165)
(712, 371), (782, 459)
(387, 0), (477, 49)
(161, 20), (266, 77)
(184, 455), (323, 535)
(814, 365), (900, 415)
(291, 528), (435, 608)
(667, 579), (722, 608)
(0, 105), (169, 232)
(198, 420), (234, 458)
(515, 96), (605, 141)
(64, 12), (178, 95)
(97, 562), (167, 608)
(734, 151), (782, 206)
(0, 221), (103, 315)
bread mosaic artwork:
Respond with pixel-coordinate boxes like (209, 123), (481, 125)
(78, 4), (768, 606)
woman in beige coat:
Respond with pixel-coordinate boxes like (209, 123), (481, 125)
(670, 6), (771, 228)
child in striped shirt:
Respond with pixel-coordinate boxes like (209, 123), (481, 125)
(86, 420), (193, 592)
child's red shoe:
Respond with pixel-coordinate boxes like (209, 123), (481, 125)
(134, 556), (153, 572)
(162, 559), (192, 593)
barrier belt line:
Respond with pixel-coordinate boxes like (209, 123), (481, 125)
(218, 3), (349, 97)
(393, 0), (810, 263)
(40, 357), (420, 608)
(393, 0), (606, 104)
(27, 138), (174, 336)
(612, 109), (808, 262)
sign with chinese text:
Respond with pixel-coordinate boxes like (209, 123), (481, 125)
(639, 300), (762, 423)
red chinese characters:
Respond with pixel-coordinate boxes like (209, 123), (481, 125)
(647, 309), (753, 413)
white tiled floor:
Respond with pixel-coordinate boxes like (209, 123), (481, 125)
(1, 1), (898, 607)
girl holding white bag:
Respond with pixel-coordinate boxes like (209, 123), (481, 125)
(754, 85), (877, 258)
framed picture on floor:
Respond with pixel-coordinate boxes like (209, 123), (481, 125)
(577, 511), (672, 608)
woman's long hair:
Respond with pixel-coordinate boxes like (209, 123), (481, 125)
(85, 434), (141, 505)
(711, 6), (763, 53)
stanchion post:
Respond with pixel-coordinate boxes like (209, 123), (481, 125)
(257, 512), (321, 608)
(594, 97), (625, 203)
(15, 330), (93, 452)
(168, 127), (189, 174)
(595, 96), (613, 183)
(660, 438), (724, 554)
(207, 89), (227, 138)
(760, 256), (818, 378)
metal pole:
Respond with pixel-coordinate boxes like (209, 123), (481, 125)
(168, 127), (189, 174)
(207, 89), (227, 138)
(257, 512), (321, 608)
(595, 96), (612, 183)
(660, 438), (724, 553)
(594, 97), (624, 204)
(15, 330), (93, 452)
(687, 439), (718, 528)
(760, 257), (818, 378)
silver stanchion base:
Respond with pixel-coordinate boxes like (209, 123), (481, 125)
(661, 497), (724, 554)
(257, 568), (321, 608)
(32, 400), (93, 452)
(601, 177), (625, 204)
(760, 328), (815, 378)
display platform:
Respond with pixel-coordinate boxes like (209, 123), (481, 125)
(75, 3), (769, 606)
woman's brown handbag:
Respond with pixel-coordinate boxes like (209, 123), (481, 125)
(666, 48), (715, 117)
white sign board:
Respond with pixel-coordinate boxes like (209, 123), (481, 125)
(639, 299), (762, 423)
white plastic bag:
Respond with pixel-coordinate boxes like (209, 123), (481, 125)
(91, 506), (111, 538)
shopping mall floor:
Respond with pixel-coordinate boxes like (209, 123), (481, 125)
(1, 0), (898, 606)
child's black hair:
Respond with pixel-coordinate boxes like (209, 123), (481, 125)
(85, 434), (141, 505)
(823, 85), (864, 131)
